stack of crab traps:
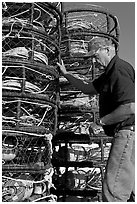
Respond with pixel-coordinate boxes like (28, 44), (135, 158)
(51, 4), (120, 201)
(2, 2), (62, 202)
(59, 4), (120, 137)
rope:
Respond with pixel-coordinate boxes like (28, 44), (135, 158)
(2, 129), (51, 137)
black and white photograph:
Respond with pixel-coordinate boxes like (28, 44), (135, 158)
(2, 1), (135, 202)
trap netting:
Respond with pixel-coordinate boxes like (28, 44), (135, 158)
(60, 56), (104, 78)
(2, 130), (52, 170)
(59, 73), (102, 136)
(2, 29), (60, 66)
(53, 142), (111, 164)
(60, 5), (120, 76)
(2, 168), (56, 202)
(2, 128), (55, 201)
(2, 2), (62, 41)
(53, 167), (103, 191)
(2, 2), (62, 202)
(62, 7), (119, 38)
(2, 130), (52, 171)
(53, 143), (112, 192)
(2, 60), (59, 103)
(59, 59), (101, 135)
(59, 5), (120, 136)
(2, 94), (58, 134)
(2, 2), (62, 67)
(58, 96), (103, 136)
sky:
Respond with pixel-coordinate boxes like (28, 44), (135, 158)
(62, 2), (135, 67)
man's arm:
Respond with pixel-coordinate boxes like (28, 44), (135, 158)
(100, 102), (135, 125)
(57, 60), (97, 95)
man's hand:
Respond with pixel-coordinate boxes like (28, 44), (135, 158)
(57, 59), (97, 95)
(57, 60), (68, 76)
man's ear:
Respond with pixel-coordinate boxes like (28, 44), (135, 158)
(106, 47), (110, 55)
(107, 47), (110, 53)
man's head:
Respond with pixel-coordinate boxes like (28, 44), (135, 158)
(84, 37), (116, 66)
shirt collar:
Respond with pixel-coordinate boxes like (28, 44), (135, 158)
(105, 55), (119, 75)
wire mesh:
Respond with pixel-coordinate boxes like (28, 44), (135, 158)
(2, 2), (62, 201)
(62, 7), (120, 41)
(58, 87), (102, 135)
(2, 29), (60, 66)
(2, 130), (53, 171)
(58, 102), (101, 135)
(2, 167), (55, 202)
(58, 6), (120, 137)
(2, 2), (62, 68)
(2, 2), (62, 39)
(60, 5), (120, 78)
(2, 94), (58, 134)
(53, 167), (103, 191)
(53, 142), (111, 164)
(2, 61), (59, 103)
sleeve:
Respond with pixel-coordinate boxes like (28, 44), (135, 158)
(111, 70), (135, 105)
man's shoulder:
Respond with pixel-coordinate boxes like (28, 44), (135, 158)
(114, 56), (134, 78)
(115, 56), (134, 71)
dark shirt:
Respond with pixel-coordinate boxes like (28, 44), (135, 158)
(93, 55), (135, 136)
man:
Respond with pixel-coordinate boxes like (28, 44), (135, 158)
(57, 37), (135, 202)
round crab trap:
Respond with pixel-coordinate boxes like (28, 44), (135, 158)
(59, 77), (100, 135)
(62, 6), (120, 44)
(59, 5), (120, 138)
(2, 60), (59, 103)
(58, 78), (100, 135)
(2, 2), (62, 201)
(2, 167), (55, 202)
(2, 92), (58, 135)
(2, 2), (62, 67)
(2, 2), (62, 40)
(2, 129), (53, 172)
(58, 112), (98, 135)
(60, 5), (120, 78)
(53, 167), (102, 191)
(58, 102), (98, 135)
(58, 106), (103, 136)
(2, 29), (60, 66)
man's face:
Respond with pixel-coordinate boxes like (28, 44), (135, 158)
(94, 47), (109, 67)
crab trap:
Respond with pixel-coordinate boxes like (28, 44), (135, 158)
(58, 98), (102, 135)
(58, 81), (100, 136)
(53, 167), (103, 191)
(2, 2), (62, 67)
(2, 129), (53, 171)
(2, 92), (58, 134)
(2, 167), (56, 202)
(2, 129), (56, 201)
(2, 60), (59, 103)
(58, 5), (120, 138)
(2, 2), (63, 201)
(60, 56), (104, 79)
(60, 5), (120, 79)
(53, 142), (111, 164)
(2, 2), (62, 41)
(2, 29), (60, 67)
(62, 6), (120, 37)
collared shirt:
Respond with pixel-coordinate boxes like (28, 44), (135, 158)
(93, 55), (135, 136)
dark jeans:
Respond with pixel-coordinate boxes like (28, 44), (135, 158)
(102, 129), (135, 202)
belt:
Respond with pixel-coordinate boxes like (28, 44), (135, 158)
(120, 125), (135, 131)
